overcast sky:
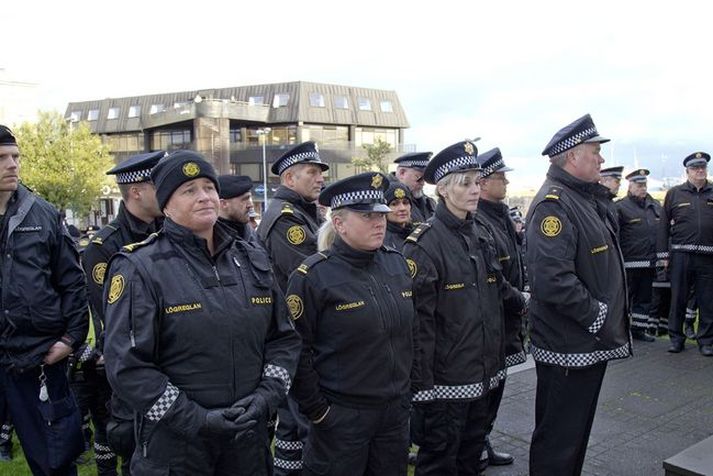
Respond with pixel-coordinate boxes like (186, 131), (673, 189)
(3, 0), (712, 188)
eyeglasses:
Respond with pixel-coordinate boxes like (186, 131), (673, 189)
(688, 164), (707, 170)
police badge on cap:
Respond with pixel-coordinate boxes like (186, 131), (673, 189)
(625, 169), (649, 183)
(683, 151), (710, 168)
(423, 140), (480, 185)
(318, 172), (391, 212)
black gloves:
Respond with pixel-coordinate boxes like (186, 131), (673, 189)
(199, 393), (269, 439)
(199, 409), (244, 438)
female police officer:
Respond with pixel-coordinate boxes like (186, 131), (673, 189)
(383, 181), (413, 251)
(286, 172), (414, 476)
(403, 141), (525, 476)
(103, 150), (300, 475)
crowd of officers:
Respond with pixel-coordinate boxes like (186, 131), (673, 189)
(0, 114), (711, 476)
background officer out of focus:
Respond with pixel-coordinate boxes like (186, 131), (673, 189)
(217, 174), (261, 246)
(393, 152), (435, 224)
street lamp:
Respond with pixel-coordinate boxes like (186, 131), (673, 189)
(256, 128), (271, 212)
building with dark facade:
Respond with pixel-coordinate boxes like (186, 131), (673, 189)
(65, 81), (411, 223)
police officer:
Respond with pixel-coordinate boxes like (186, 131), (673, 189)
(403, 141), (525, 476)
(476, 148), (527, 469)
(103, 150), (300, 475)
(657, 152), (713, 356)
(286, 172), (414, 476)
(217, 174), (261, 246)
(0, 124), (87, 475)
(383, 181), (413, 251)
(257, 141), (329, 474)
(80, 150), (165, 474)
(393, 152), (436, 224)
(600, 165), (624, 199)
(615, 169), (661, 342)
(526, 114), (631, 475)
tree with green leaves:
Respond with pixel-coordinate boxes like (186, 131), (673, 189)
(351, 138), (392, 174)
(15, 111), (114, 218)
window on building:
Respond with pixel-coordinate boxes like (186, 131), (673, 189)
(380, 100), (393, 113)
(268, 126), (298, 145)
(309, 92), (326, 108)
(128, 105), (141, 118)
(229, 129), (242, 143)
(248, 96), (265, 106)
(149, 104), (165, 115)
(151, 129), (191, 150)
(355, 127), (398, 148)
(107, 107), (120, 120)
(302, 125), (348, 146)
(357, 97), (371, 111)
(87, 109), (100, 121)
(68, 111), (82, 122)
(104, 133), (144, 153)
(334, 95), (349, 109)
(272, 93), (289, 108)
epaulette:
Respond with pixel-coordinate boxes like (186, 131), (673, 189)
(296, 252), (329, 275)
(544, 186), (563, 201)
(281, 202), (295, 215)
(121, 232), (159, 253)
(90, 224), (118, 245)
(405, 222), (432, 242)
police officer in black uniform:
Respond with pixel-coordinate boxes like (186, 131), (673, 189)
(393, 152), (436, 224)
(476, 148), (527, 470)
(599, 165), (624, 199)
(403, 140), (525, 476)
(257, 141), (329, 474)
(657, 152), (713, 356)
(0, 124), (87, 475)
(383, 181), (413, 251)
(286, 172), (414, 476)
(217, 174), (262, 247)
(526, 114), (632, 475)
(80, 150), (165, 475)
(615, 168), (661, 342)
(103, 151), (300, 475)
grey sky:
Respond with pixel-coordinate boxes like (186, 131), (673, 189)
(3, 0), (711, 188)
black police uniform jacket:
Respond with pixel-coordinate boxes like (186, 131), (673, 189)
(383, 221), (413, 252)
(0, 185), (88, 371)
(656, 180), (713, 259)
(525, 165), (631, 368)
(403, 202), (525, 404)
(103, 218), (300, 439)
(257, 186), (323, 291)
(615, 193), (662, 268)
(477, 198), (527, 367)
(411, 195), (437, 225)
(83, 202), (158, 328)
(286, 237), (414, 421)
(218, 217), (264, 250)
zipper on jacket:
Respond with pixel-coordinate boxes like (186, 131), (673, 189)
(383, 283), (400, 397)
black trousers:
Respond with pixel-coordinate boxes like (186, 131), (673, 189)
(530, 361), (607, 476)
(274, 395), (310, 475)
(627, 268), (655, 333)
(413, 396), (491, 476)
(669, 253), (713, 346)
(0, 361), (84, 476)
(304, 399), (409, 476)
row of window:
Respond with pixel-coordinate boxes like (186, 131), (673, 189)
(68, 93), (395, 122)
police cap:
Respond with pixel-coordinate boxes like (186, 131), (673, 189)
(479, 148), (513, 178)
(542, 114), (609, 157)
(318, 172), (391, 213)
(0, 125), (17, 146)
(271, 141), (329, 175)
(384, 181), (412, 204)
(683, 151), (710, 168)
(423, 140), (480, 185)
(394, 152), (432, 170)
(107, 151), (166, 184)
(151, 150), (219, 210)
(509, 206), (523, 223)
(600, 166), (624, 179)
(217, 175), (253, 199)
(625, 169), (649, 183)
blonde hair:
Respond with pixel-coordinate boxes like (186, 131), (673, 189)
(435, 170), (478, 200)
(317, 208), (348, 251)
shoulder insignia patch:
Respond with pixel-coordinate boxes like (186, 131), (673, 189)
(286, 294), (304, 320)
(300, 252), (329, 273)
(107, 274), (125, 304)
(286, 225), (306, 245)
(406, 258), (418, 278)
(540, 216), (562, 237)
(405, 223), (431, 242)
(122, 232), (159, 253)
(281, 203), (295, 215)
(91, 237), (103, 245)
(544, 186), (563, 201)
(92, 262), (107, 285)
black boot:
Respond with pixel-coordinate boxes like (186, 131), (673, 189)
(485, 436), (514, 466)
(632, 330), (655, 342)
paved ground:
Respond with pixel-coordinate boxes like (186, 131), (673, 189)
(487, 337), (713, 475)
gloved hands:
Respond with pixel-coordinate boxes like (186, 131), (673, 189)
(199, 408), (245, 438)
(223, 392), (269, 439)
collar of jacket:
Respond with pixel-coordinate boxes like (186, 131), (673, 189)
(274, 186), (320, 221)
(117, 201), (157, 237)
(477, 197), (509, 220)
(547, 164), (611, 200)
(435, 200), (475, 232)
(217, 216), (249, 239)
(164, 218), (233, 257)
(683, 180), (712, 193)
(331, 236), (377, 267)
(387, 220), (412, 239)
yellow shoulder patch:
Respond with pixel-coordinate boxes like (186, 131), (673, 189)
(122, 232), (159, 253)
(107, 274), (125, 304)
(287, 225), (306, 245)
(281, 203), (295, 215)
(406, 223), (431, 242)
(406, 258), (418, 278)
(297, 263), (310, 274)
(286, 294), (304, 320)
(540, 216), (562, 237)
(92, 262), (107, 285)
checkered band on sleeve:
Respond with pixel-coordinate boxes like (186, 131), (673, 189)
(588, 301), (608, 334)
(488, 369), (507, 389)
(274, 458), (303, 470)
(548, 127), (597, 156)
(276, 151), (321, 174)
(116, 169), (153, 184)
(275, 439), (303, 451)
(397, 159), (429, 168)
(263, 364), (292, 392)
(671, 244), (713, 254)
(656, 251), (669, 259)
(531, 342), (631, 367)
(330, 189), (385, 209)
(145, 382), (179, 422)
(412, 389), (435, 402)
(505, 351), (527, 368)
(481, 157), (505, 178)
(433, 155), (480, 182)
(624, 260), (652, 268)
(78, 345), (94, 363)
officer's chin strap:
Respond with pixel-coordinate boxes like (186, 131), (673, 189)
(39, 364), (49, 402)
